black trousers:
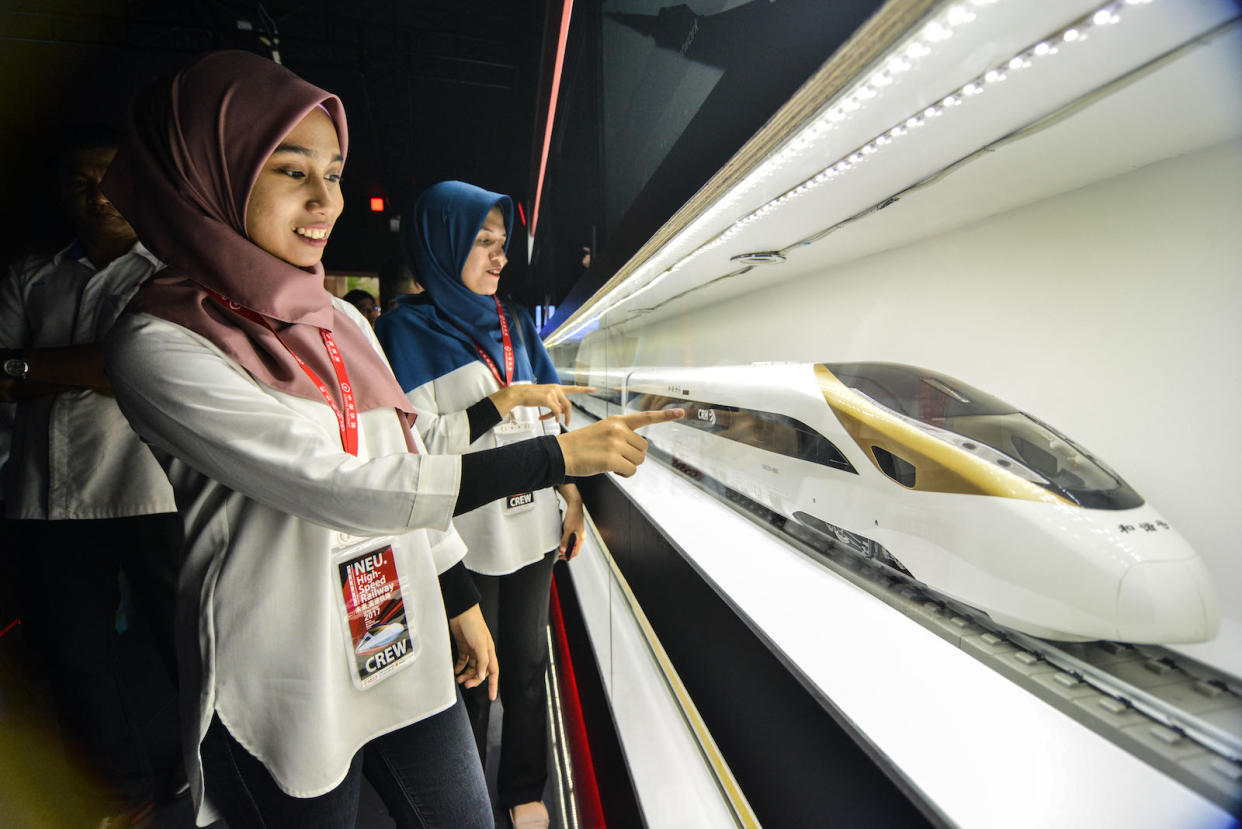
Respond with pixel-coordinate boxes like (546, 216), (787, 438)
(463, 550), (558, 809)
(201, 693), (493, 829)
(9, 513), (182, 810)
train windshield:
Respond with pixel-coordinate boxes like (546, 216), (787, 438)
(823, 363), (1143, 509)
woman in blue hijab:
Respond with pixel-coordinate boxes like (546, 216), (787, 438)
(376, 181), (593, 827)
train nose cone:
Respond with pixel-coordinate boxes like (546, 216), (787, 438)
(1116, 558), (1220, 644)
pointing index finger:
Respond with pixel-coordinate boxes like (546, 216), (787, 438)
(619, 408), (685, 430)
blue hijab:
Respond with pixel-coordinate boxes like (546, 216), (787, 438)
(377, 180), (558, 392)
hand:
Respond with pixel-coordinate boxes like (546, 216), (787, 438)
(558, 484), (584, 560)
(555, 408), (684, 477)
(489, 383), (596, 426)
(448, 604), (499, 701)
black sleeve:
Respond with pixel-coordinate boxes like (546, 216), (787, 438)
(438, 560), (481, 618)
(466, 396), (503, 443)
(455, 435), (565, 515)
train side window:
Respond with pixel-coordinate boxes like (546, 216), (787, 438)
(804, 431), (855, 472)
(872, 446), (916, 487)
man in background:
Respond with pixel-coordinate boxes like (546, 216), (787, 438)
(0, 124), (181, 826)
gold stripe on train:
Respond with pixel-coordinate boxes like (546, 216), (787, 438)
(814, 365), (1070, 505)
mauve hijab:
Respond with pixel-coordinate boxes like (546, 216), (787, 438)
(103, 50), (415, 422)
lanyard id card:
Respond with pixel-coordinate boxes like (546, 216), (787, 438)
(494, 420), (537, 514)
(494, 419), (536, 445)
(206, 288), (359, 455)
(333, 536), (419, 689)
(446, 296), (515, 388)
(504, 490), (536, 514)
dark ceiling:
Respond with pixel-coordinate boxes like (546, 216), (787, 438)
(0, 0), (549, 294)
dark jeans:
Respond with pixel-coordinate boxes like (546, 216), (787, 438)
(200, 694), (493, 828)
(464, 550), (557, 808)
(9, 513), (182, 810)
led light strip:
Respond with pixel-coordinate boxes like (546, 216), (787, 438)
(548, 0), (1157, 346)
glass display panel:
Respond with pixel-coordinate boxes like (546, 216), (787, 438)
(541, 1), (1242, 822)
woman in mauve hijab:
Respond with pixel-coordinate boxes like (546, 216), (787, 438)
(376, 182), (593, 829)
(101, 50), (681, 827)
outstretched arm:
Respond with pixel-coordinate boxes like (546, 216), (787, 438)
(107, 314), (682, 535)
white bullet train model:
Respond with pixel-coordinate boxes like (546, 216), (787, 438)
(569, 361), (1219, 644)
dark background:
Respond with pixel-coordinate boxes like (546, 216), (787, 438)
(0, 0), (546, 296)
(1, 0), (885, 323)
(532, 0), (885, 330)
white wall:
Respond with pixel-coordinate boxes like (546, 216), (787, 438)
(621, 139), (1242, 672)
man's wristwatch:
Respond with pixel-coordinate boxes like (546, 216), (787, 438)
(3, 352), (30, 381)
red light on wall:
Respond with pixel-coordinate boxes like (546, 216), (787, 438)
(369, 197), (385, 213)
(517, 201), (527, 229)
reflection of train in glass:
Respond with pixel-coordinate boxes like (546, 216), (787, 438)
(569, 362), (1219, 644)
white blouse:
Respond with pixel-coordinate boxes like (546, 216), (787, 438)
(0, 243), (175, 519)
(104, 302), (467, 825)
(405, 360), (562, 576)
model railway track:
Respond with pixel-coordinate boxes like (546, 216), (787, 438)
(572, 401), (1242, 812)
(660, 443), (1242, 813)
(1010, 633), (1242, 763)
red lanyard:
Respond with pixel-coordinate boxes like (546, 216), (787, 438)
(459, 296), (514, 388)
(208, 290), (359, 456)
